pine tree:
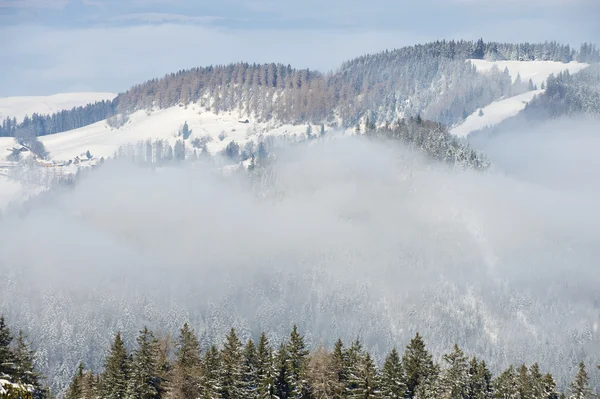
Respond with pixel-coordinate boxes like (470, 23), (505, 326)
(12, 330), (44, 398)
(286, 325), (310, 399)
(344, 338), (364, 398)
(329, 339), (346, 399)
(103, 332), (129, 399)
(494, 366), (519, 399)
(439, 345), (469, 399)
(568, 362), (591, 399)
(220, 328), (244, 399)
(274, 343), (291, 399)
(0, 315), (15, 379)
(402, 333), (435, 399)
(381, 348), (405, 399)
(200, 345), (221, 399)
(467, 358), (493, 399)
(528, 363), (545, 399)
(542, 373), (559, 399)
(358, 352), (382, 398)
(256, 332), (276, 399)
(306, 125), (313, 140)
(242, 339), (259, 398)
(518, 364), (532, 399)
(127, 327), (161, 399)
(168, 324), (201, 399)
(65, 363), (85, 399)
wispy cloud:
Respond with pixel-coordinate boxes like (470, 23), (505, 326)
(0, 0), (68, 8)
(108, 12), (225, 24)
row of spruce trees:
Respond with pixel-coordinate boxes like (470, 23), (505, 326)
(2, 314), (595, 399)
(64, 324), (598, 399)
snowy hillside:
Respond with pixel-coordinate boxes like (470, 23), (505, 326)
(38, 106), (325, 162)
(450, 60), (590, 137)
(0, 92), (116, 122)
(451, 90), (543, 138)
(469, 59), (588, 87)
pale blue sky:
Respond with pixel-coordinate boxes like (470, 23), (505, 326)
(1, 0), (598, 96)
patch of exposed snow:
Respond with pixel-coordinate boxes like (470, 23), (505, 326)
(451, 90), (543, 138)
(0, 92), (116, 122)
(38, 105), (327, 162)
(469, 59), (588, 87)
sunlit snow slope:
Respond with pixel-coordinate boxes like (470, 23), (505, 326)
(450, 60), (589, 137)
(451, 90), (543, 138)
(0, 92), (116, 122)
(469, 59), (588, 87)
(39, 105), (321, 162)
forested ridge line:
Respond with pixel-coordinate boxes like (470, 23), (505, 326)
(1, 40), (597, 139)
(0, 316), (597, 399)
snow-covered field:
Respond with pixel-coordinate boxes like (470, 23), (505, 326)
(451, 90), (543, 138)
(469, 59), (588, 87)
(0, 92), (116, 122)
(39, 105), (322, 162)
(449, 60), (590, 138)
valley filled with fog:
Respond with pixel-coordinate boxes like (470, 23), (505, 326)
(1, 119), (599, 393)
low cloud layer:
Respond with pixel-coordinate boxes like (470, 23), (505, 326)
(1, 123), (599, 391)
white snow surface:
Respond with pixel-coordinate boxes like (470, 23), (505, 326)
(38, 105), (323, 162)
(0, 92), (116, 122)
(469, 59), (588, 87)
(451, 90), (543, 138)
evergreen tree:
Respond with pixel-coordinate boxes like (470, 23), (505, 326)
(529, 363), (545, 399)
(0, 315), (15, 379)
(256, 333), (276, 399)
(306, 125), (313, 139)
(518, 364), (532, 399)
(329, 339), (346, 399)
(320, 124), (325, 137)
(103, 332), (129, 399)
(274, 343), (291, 399)
(181, 122), (191, 140)
(200, 345), (221, 399)
(65, 363), (85, 399)
(220, 328), (244, 399)
(127, 327), (161, 399)
(402, 333), (435, 399)
(380, 348), (404, 399)
(467, 358), (493, 399)
(494, 366), (519, 399)
(12, 330), (44, 398)
(344, 338), (364, 398)
(568, 362), (591, 399)
(356, 352), (381, 399)
(542, 373), (559, 399)
(286, 325), (310, 399)
(439, 345), (469, 399)
(169, 324), (201, 399)
(242, 339), (259, 398)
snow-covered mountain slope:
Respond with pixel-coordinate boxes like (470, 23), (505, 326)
(450, 60), (590, 137)
(0, 92), (116, 122)
(469, 59), (588, 87)
(451, 90), (543, 138)
(38, 105), (322, 162)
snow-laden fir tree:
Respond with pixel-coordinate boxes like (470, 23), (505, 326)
(220, 328), (244, 399)
(380, 348), (405, 399)
(569, 362), (592, 399)
(103, 332), (129, 399)
(402, 333), (435, 399)
(127, 327), (162, 399)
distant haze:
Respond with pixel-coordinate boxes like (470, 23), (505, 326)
(1, 119), (599, 393)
